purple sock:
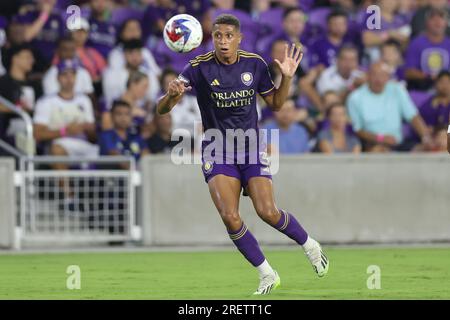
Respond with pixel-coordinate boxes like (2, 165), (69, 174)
(273, 209), (308, 245)
(228, 223), (266, 267)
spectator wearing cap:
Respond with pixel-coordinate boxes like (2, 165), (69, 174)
(43, 36), (94, 97)
(405, 7), (450, 91)
(33, 58), (98, 161)
(68, 17), (106, 90)
(0, 44), (35, 144)
(86, 0), (117, 58)
(102, 39), (160, 110)
(417, 71), (450, 152)
(411, 0), (450, 38)
(99, 99), (149, 169)
(13, 0), (64, 65)
(107, 18), (161, 80)
(347, 62), (431, 152)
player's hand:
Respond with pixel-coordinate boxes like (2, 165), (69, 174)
(167, 79), (192, 98)
(274, 43), (304, 78)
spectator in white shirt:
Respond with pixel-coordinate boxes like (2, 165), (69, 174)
(102, 39), (160, 108)
(316, 45), (366, 99)
(34, 59), (98, 163)
(43, 35), (94, 97)
(107, 18), (161, 78)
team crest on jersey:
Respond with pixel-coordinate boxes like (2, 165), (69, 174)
(241, 72), (253, 86)
(203, 161), (214, 174)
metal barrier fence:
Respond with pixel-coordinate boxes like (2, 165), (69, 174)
(18, 156), (138, 246)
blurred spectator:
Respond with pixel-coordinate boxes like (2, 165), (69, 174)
(263, 99), (310, 154)
(0, 45), (36, 143)
(0, 15), (7, 76)
(107, 18), (161, 80)
(44, 36), (94, 96)
(99, 99), (149, 167)
(33, 59), (98, 160)
(411, 0), (450, 37)
(147, 111), (178, 154)
(380, 39), (405, 81)
(13, 0), (65, 65)
(68, 17), (106, 90)
(102, 39), (160, 109)
(316, 45), (366, 98)
(260, 7), (308, 63)
(405, 7), (450, 91)
(417, 70), (450, 151)
(159, 68), (201, 145)
(102, 70), (151, 136)
(347, 62), (431, 152)
(361, 0), (411, 64)
(87, 0), (117, 58)
(317, 103), (361, 153)
(309, 9), (354, 69)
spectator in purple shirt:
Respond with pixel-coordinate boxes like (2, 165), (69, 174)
(13, 0), (65, 65)
(417, 70), (450, 152)
(87, 0), (117, 58)
(308, 9), (352, 69)
(405, 8), (450, 91)
(361, 0), (411, 64)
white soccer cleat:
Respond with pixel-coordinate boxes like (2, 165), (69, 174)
(253, 271), (281, 295)
(304, 238), (329, 277)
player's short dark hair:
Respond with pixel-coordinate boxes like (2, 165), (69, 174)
(282, 7), (305, 20)
(327, 9), (348, 23)
(126, 70), (148, 89)
(213, 14), (240, 31)
(436, 70), (450, 81)
(111, 99), (131, 113)
(123, 39), (144, 51)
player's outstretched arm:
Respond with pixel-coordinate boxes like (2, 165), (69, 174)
(156, 79), (192, 115)
(264, 43), (303, 111)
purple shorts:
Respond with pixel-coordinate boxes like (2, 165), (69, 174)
(201, 160), (272, 192)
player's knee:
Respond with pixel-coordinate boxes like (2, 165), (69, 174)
(220, 210), (241, 229)
(256, 205), (279, 225)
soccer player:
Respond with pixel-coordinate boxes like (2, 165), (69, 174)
(157, 14), (329, 295)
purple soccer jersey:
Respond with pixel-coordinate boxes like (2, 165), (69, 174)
(13, 9), (65, 63)
(419, 96), (450, 128)
(179, 50), (275, 184)
(87, 17), (117, 58)
(405, 35), (450, 77)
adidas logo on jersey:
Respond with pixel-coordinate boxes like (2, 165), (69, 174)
(210, 79), (220, 86)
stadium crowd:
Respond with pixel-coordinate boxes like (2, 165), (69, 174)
(0, 0), (449, 163)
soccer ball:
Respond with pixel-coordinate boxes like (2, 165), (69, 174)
(163, 14), (203, 53)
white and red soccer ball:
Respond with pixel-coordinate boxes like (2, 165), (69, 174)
(163, 14), (203, 53)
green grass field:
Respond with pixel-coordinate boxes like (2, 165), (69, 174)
(0, 247), (449, 299)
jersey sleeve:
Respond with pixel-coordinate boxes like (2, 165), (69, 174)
(179, 62), (198, 95)
(257, 58), (275, 97)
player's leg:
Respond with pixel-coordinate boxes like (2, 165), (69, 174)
(246, 176), (329, 277)
(207, 173), (279, 294)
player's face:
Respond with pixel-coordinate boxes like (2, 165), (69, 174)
(212, 24), (242, 62)
(112, 106), (132, 130)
